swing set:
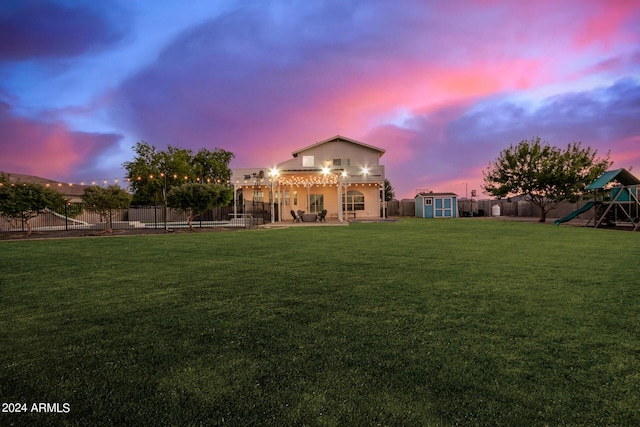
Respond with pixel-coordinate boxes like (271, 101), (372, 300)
(585, 169), (640, 231)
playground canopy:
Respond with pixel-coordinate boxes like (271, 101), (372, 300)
(586, 168), (640, 190)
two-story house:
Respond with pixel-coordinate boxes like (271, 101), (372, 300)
(231, 135), (386, 222)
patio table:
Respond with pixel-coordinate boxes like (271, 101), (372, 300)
(301, 213), (318, 222)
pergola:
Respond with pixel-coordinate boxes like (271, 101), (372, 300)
(232, 165), (386, 223)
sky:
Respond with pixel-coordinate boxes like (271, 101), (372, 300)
(1, 0), (639, 200)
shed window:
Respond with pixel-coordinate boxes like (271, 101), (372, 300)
(424, 198), (432, 206)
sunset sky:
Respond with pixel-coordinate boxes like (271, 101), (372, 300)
(1, 0), (639, 199)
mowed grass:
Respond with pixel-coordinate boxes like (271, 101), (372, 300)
(1, 219), (639, 426)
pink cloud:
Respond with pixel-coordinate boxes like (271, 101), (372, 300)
(610, 135), (640, 171)
(572, 0), (640, 50)
(107, 0), (638, 201)
(0, 103), (121, 180)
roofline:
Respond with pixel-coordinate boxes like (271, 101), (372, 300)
(291, 135), (386, 157)
(415, 192), (458, 197)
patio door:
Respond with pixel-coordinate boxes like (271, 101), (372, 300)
(310, 194), (324, 213)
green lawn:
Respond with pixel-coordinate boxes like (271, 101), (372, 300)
(1, 219), (639, 426)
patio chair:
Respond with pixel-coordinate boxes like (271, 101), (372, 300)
(291, 210), (301, 222)
(318, 209), (327, 222)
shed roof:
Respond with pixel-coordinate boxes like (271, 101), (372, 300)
(415, 192), (457, 198)
(586, 168), (640, 190)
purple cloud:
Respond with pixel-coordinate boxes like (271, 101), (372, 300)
(0, 0), (127, 60)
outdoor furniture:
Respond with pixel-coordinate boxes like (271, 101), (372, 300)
(302, 213), (318, 222)
(291, 210), (301, 222)
(317, 209), (327, 222)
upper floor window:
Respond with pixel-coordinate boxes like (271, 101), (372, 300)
(302, 155), (314, 167)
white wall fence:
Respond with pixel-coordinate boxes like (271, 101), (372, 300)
(0, 205), (259, 232)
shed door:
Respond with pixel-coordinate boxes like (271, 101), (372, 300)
(424, 197), (433, 218)
(435, 198), (453, 217)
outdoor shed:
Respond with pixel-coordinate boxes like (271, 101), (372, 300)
(415, 192), (458, 218)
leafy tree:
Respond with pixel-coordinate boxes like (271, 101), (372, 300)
(123, 141), (234, 205)
(0, 178), (68, 234)
(383, 178), (395, 201)
(482, 137), (611, 222)
(166, 183), (233, 230)
(82, 185), (132, 233)
(192, 148), (235, 184)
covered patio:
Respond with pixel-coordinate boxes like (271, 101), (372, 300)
(232, 165), (386, 224)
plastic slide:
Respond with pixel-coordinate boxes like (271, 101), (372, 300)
(553, 201), (596, 225)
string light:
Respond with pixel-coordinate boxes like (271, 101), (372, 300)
(0, 172), (268, 192)
(277, 174), (339, 186)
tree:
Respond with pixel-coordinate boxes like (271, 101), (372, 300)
(166, 183), (233, 230)
(482, 137), (611, 222)
(383, 178), (395, 201)
(123, 141), (235, 205)
(82, 185), (132, 233)
(0, 178), (67, 234)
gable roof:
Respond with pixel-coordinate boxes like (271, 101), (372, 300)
(292, 135), (385, 157)
(586, 168), (640, 190)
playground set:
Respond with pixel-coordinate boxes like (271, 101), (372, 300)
(554, 168), (640, 231)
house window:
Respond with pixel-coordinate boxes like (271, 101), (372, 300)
(302, 155), (314, 167)
(332, 159), (341, 166)
(253, 190), (264, 202)
(343, 190), (364, 211)
(310, 194), (324, 213)
(293, 190), (298, 205)
(284, 190), (290, 205)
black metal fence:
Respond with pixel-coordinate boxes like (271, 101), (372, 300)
(0, 202), (272, 233)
